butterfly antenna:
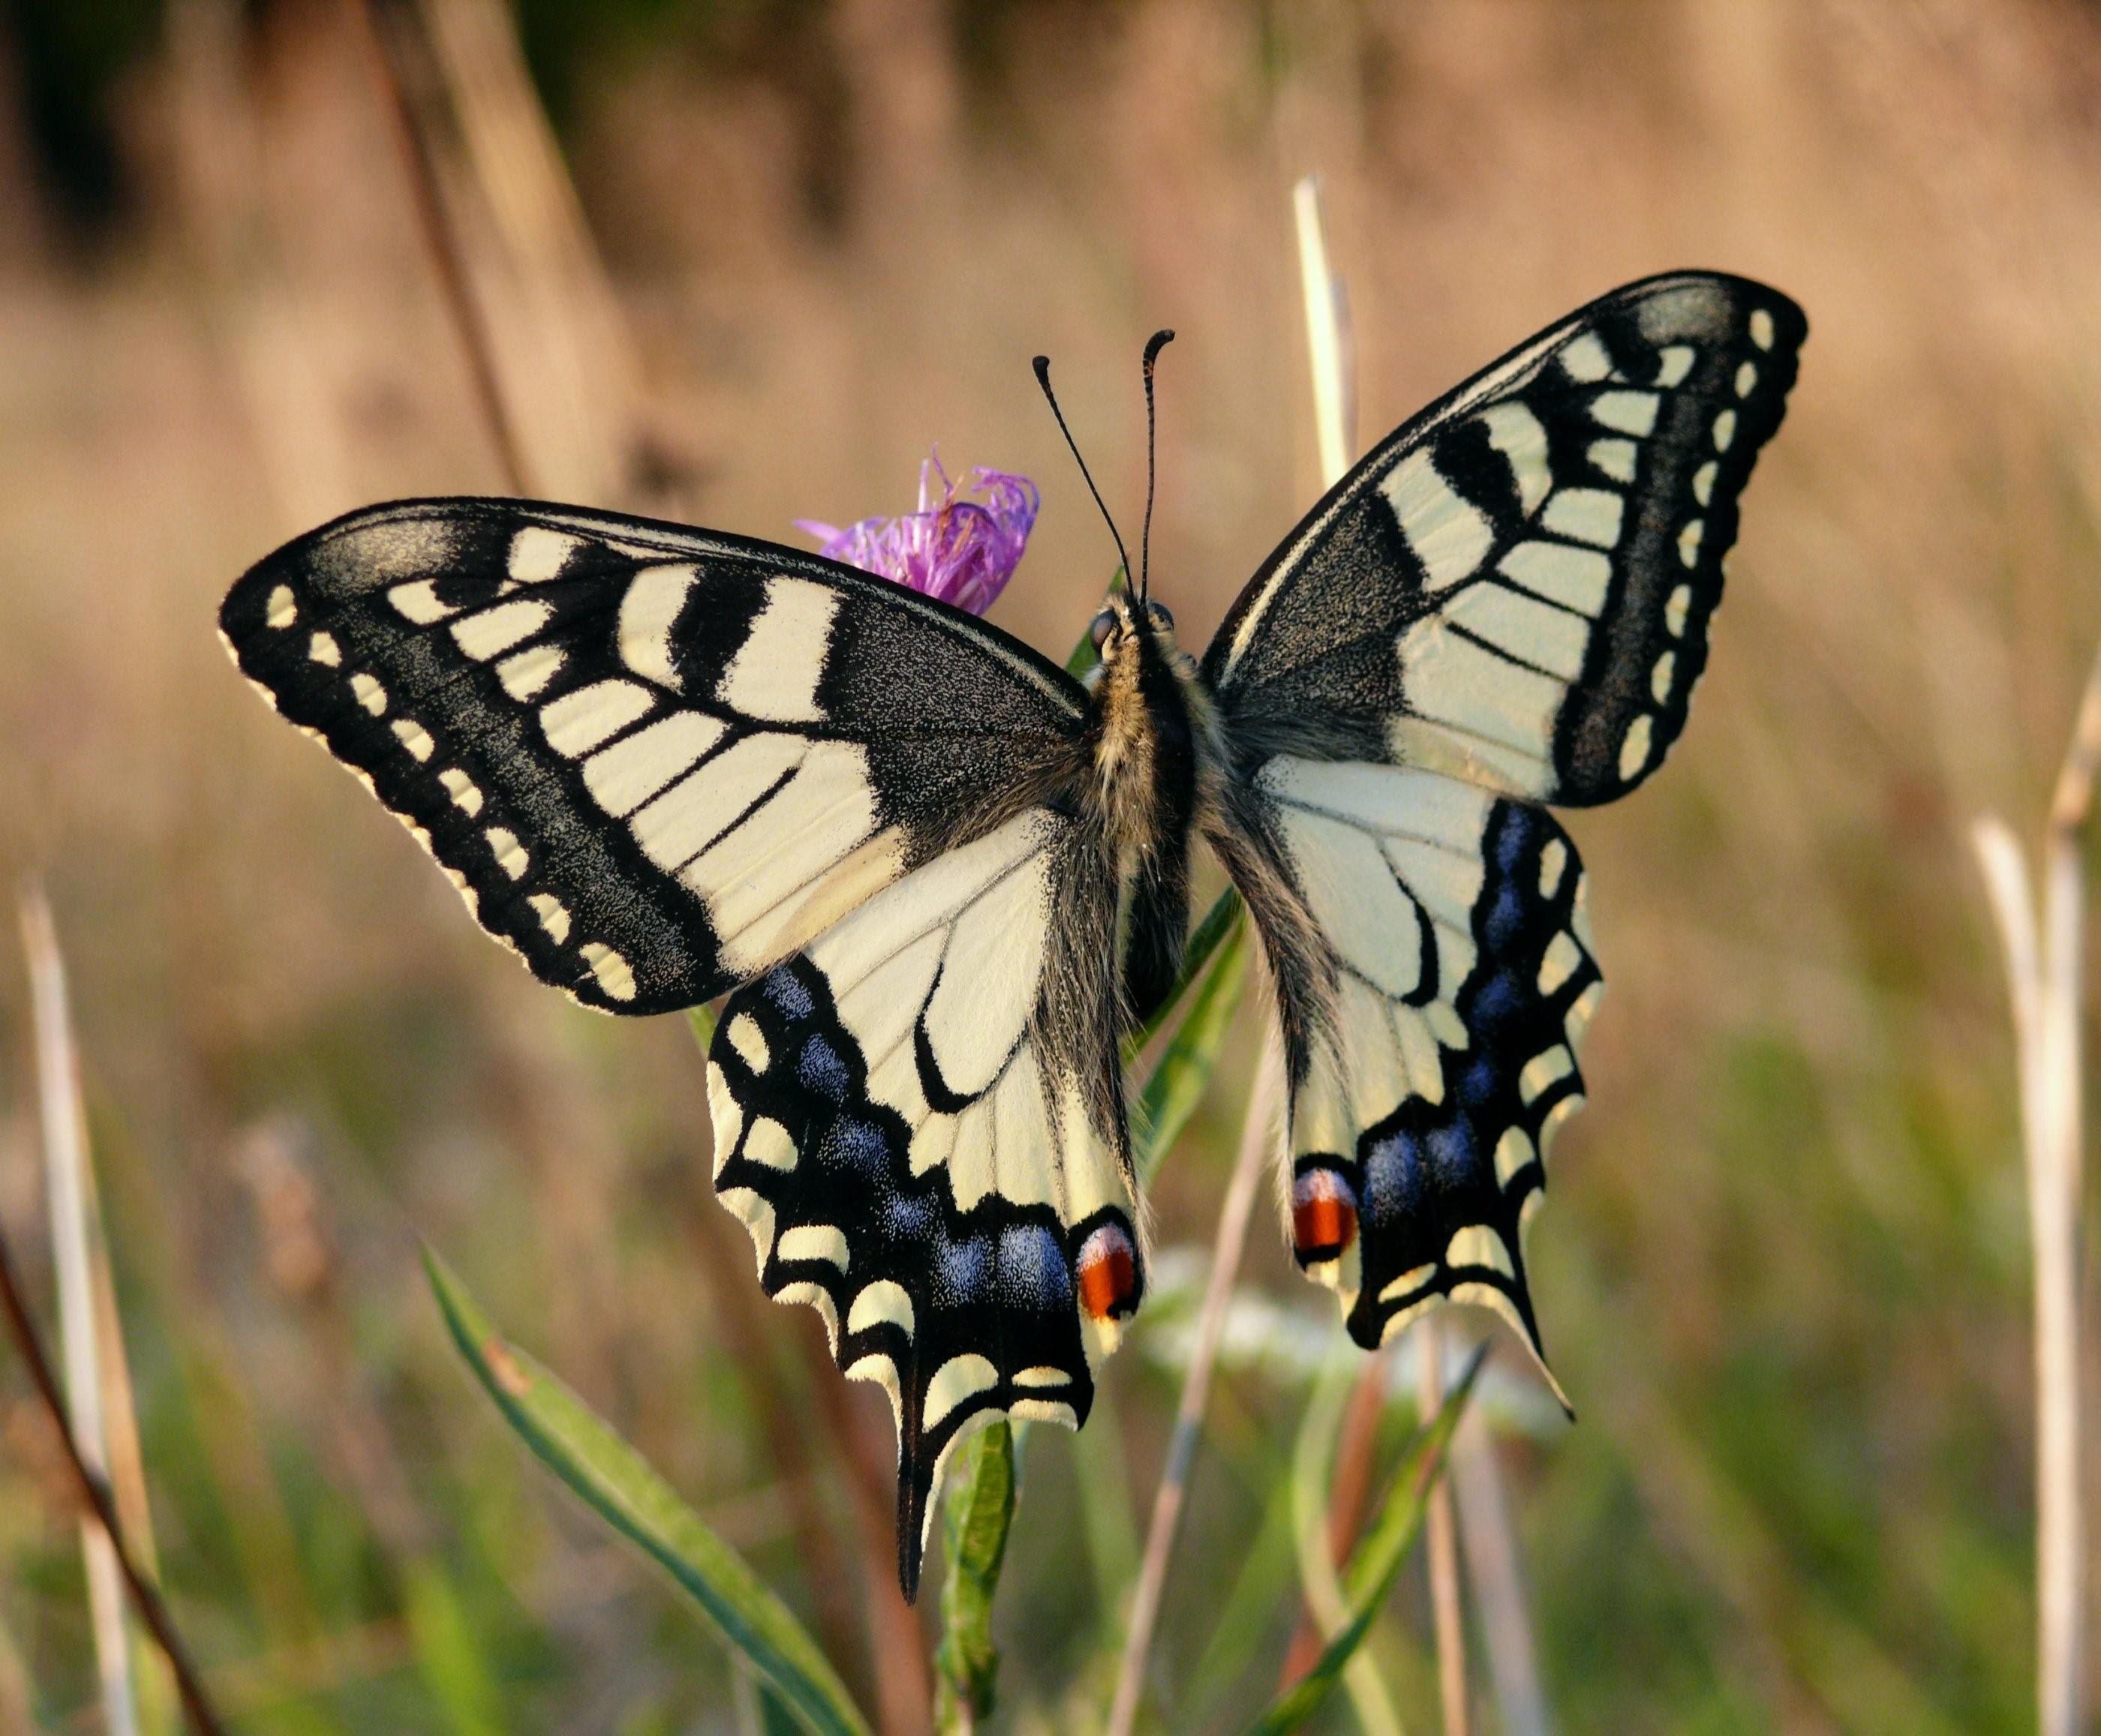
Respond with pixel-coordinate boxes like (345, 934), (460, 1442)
(1139, 329), (1174, 603)
(1033, 355), (1134, 593)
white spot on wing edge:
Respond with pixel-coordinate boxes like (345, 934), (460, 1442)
(923, 1353), (999, 1431)
(391, 718), (434, 761)
(847, 1279), (915, 1340)
(1444, 1224), (1516, 1278)
(309, 631), (341, 666)
(1494, 1127), (1537, 1188)
(351, 673), (387, 716)
(718, 1186), (777, 1268)
(726, 1013), (769, 1074)
(1665, 584), (1693, 638)
(1618, 713), (1655, 781)
(439, 767), (483, 816)
(528, 893), (571, 945)
(509, 524), (582, 583)
(1537, 932), (1583, 996)
(1750, 308), (1776, 350)
(265, 584), (297, 629)
(777, 1224), (849, 1270)
(742, 1116), (796, 1171)
(1519, 1045), (1575, 1105)
(1651, 650), (1677, 703)
(484, 827), (528, 879)
(1537, 836), (1567, 897)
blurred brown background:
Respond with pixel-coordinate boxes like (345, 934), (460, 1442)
(1, 0), (2097, 1729)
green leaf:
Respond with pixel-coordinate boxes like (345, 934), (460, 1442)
(424, 1249), (873, 1736)
(1243, 1344), (1489, 1736)
(934, 1422), (1018, 1731)
(1132, 902), (1249, 1181)
(687, 1001), (720, 1055)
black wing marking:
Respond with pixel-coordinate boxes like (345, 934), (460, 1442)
(705, 808), (1142, 1599)
(1204, 272), (1805, 806)
(221, 498), (1088, 1013)
(1209, 760), (1598, 1394)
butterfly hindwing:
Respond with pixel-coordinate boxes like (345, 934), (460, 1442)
(703, 807), (1144, 1597)
(1212, 759), (1598, 1390)
(221, 499), (1088, 1014)
(1205, 273), (1805, 805)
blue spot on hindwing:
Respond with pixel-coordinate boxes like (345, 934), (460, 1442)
(1362, 1131), (1425, 1227)
(798, 1034), (849, 1102)
(996, 1223), (1073, 1311)
(1426, 1121), (1475, 1185)
(762, 968), (814, 1021)
(933, 1230), (993, 1306)
(819, 1115), (888, 1175)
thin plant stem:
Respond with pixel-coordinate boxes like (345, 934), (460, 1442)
(0, 1221), (226, 1735)
(1418, 1326), (1468, 1735)
(1451, 1400), (1553, 1736)
(1105, 1031), (1279, 1736)
(1291, 1346), (1403, 1736)
(22, 887), (139, 1736)
(1973, 631), (2099, 1736)
(340, 0), (533, 494)
(1276, 1348), (1390, 1686)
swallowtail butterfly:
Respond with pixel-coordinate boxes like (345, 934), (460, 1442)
(221, 272), (1805, 1596)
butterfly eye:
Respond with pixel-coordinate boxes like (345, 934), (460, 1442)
(1090, 610), (1117, 650)
(1145, 602), (1174, 631)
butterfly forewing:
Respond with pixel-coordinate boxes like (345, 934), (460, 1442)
(220, 499), (1089, 1014)
(1205, 273), (1805, 805)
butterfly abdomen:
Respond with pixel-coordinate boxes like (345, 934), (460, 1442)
(1084, 602), (1216, 1027)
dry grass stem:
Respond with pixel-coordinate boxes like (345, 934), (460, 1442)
(1451, 1398), (1552, 1736)
(1, 907), (226, 1734)
(1972, 633), (2099, 1736)
(1105, 1032), (1280, 1736)
(1288, 1347), (1402, 1736)
(22, 887), (140, 1736)
(1417, 1324), (1468, 1735)
(340, 0), (532, 494)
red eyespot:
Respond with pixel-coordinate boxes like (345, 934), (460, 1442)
(1291, 1167), (1359, 1264)
(1076, 1222), (1141, 1321)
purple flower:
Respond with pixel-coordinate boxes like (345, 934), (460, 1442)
(798, 452), (1038, 617)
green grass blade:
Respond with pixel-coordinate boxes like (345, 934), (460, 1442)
(1132, 903), (1249, 1182)
(1243, 1344), (1489, 1736)
(423, 1249), (873, 1736)
(934, 1422), (1017, 1731)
